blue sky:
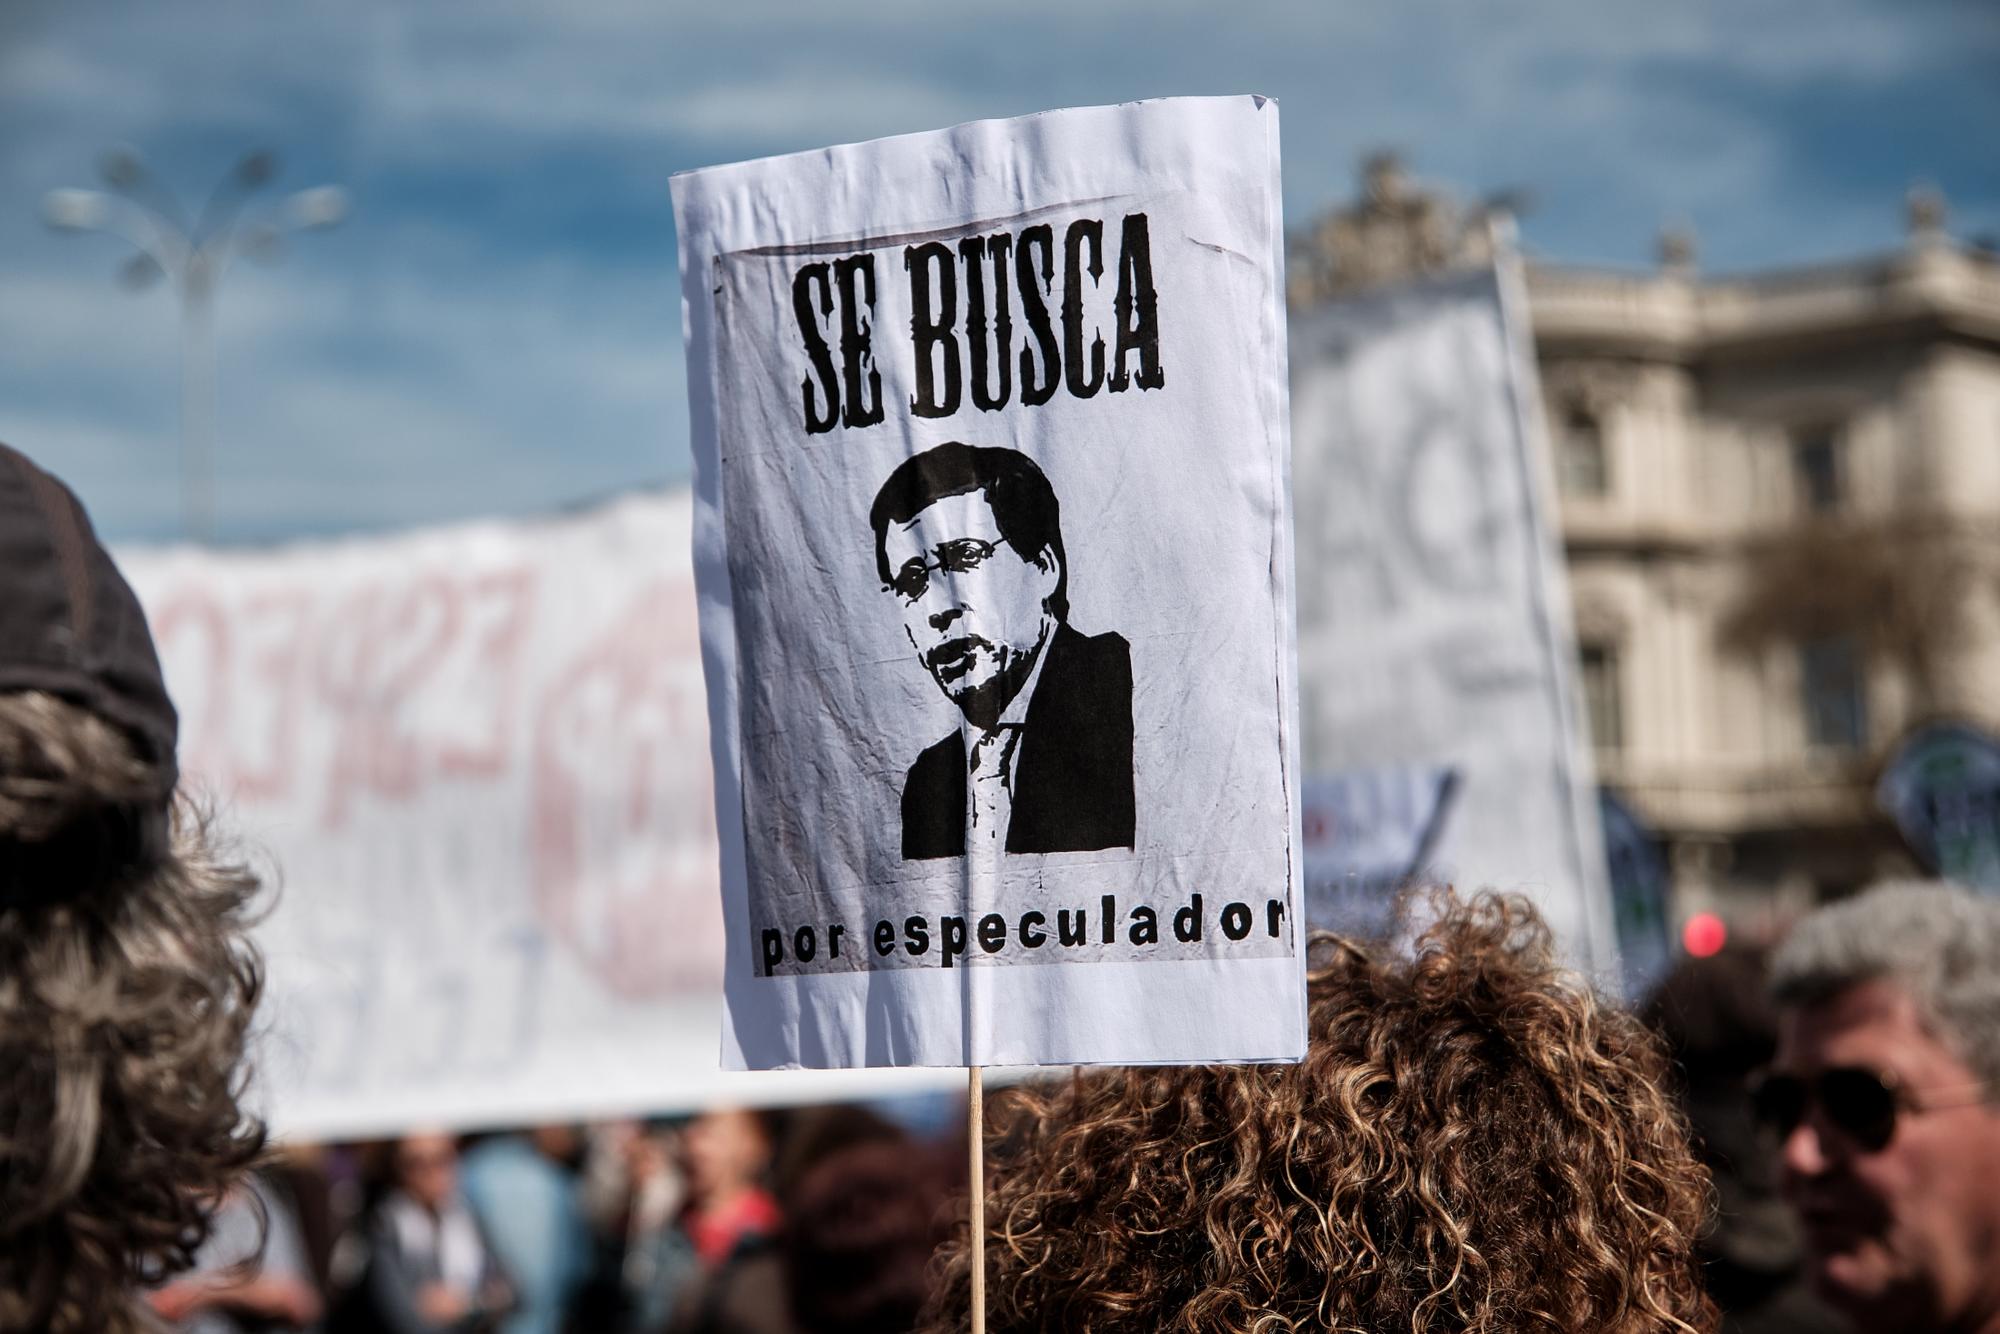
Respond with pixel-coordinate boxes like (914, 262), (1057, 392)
(3, 0), (1994, 544)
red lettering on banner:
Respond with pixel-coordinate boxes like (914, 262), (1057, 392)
(318, 577), (459, 827)
(153, 587), (310, 803)
(150, 591), (232, 783)
(435, 569), (535, 779)
(531, 578), (722, 999)
(155, 569), (541, 822)
(230, 590), (310, 803)
(309, 567), (538, 827)
(316, 584), (385, 827)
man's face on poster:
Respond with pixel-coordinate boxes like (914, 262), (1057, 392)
(883, 489), (1059, 727)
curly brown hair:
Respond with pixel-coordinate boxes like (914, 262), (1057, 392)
(924, 891), (1716, 1333)
(0, 691), (266, 1334)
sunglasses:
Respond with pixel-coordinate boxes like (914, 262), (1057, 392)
(1751, 1066), (1987, 1153)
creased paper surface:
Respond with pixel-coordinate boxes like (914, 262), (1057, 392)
(674, 96), (1306, 1069)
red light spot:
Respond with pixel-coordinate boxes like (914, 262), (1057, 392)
(1683, 912), (1727, 958)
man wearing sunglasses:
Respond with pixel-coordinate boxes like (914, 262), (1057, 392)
(1765, 881), (2000, 1334)
(869, 442), (1134, 861)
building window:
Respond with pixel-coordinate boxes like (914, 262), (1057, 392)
(1792, 424), (1843, 513)
(1558, 408), (1609, 498)
(1578, 641), (1623, 752)
(1800, 635), (1867, 751)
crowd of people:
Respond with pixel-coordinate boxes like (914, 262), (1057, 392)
(8, 434), (2000, 1334)
(132, 1103), (956, 1334)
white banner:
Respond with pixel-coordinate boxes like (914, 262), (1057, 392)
(1289, 265), (1615, 973)
(119, 495), (974, 1140)
(1301, 766), (1459, 940)
(674, 96), (1306, 1069)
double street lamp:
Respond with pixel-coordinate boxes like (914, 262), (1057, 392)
(44, 147), (348, 542)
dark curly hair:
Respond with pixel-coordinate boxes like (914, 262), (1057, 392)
(924, 891), (1716, 1332)
(0, 691), (266, 1334)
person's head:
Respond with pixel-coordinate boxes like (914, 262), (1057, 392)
(1644, 943), (1781, 1086)
(681, 1107), (776, 1209)
(0, 445), (264, 1334)
(785, 1135), (950, 1334)
(395, 1132), (462, 1211)
(925, 891), (1715, 1332)
(1767, 880), (2000, 1331)
(531, 1122), (581, 1166)
(772, 1103), (903, 1201)
(870, 444), (1066, 728)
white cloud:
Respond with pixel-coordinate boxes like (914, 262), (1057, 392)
(0, 409), (181, 536)
(2, 271), (182, 378)
(1, 207), (687, 541)
(2, 0), (1987, 540)
(352, 11), (991, 158)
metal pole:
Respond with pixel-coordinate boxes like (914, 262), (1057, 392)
(43, 151), (346, 546)
(180, 265), (216, 543)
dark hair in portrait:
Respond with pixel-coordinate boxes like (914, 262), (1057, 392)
(869, 442), (1068, 622)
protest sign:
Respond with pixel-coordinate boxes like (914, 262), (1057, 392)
(1300, 766), (1458, 939)
(118, 494), (972, 1139)
(1289, 264), (1616, 974)
(1878, 720), (2000, 892)
(1599, 787), (1673, 999)
(673, 96), (1306, 1069)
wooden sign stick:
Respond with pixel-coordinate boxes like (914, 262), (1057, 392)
(969, 1063), (987, 1334)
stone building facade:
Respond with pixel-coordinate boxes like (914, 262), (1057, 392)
(1295, 157), (2000, 925)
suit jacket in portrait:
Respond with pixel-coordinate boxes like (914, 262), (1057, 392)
(901, 624), (1135, 859)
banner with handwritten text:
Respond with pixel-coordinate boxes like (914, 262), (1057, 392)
(120, 495), (970, 1138)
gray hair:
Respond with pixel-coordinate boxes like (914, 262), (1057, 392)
(0, 691), (265, 1334)
(1770, 879), (2000, 1088)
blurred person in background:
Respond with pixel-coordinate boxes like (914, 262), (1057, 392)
(660, 1108), (795, 1334)
(324, 1138), (403, 1303)
(1644, 947), (1845, 1334)
(149, 1171), (323, 1333)
(608, 1122), (699, 1334)
(924, 891), (1716, 1333)
(558, 1120), (674, 1332)
(769, 1104), (914, 1202)
(576, 1120), (655, 1244)
(458, 1126), (591, 1334)
(1766, 881), (2000, 1334)
(0, 443), (266, 1334)
(268, 1142), (343, 1307)
(780, 1121), (954, 1334)
(345, 1132), (515, 1333)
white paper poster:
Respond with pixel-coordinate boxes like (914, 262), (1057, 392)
(118, 495), (977, 1139)
(674, 96), (1306, 1069)
(1289, 266), (1615, 974)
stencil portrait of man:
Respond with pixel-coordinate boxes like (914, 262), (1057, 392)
(869, 442), (1135, 860)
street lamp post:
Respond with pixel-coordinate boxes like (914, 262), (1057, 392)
(43, 147), (347, 542)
